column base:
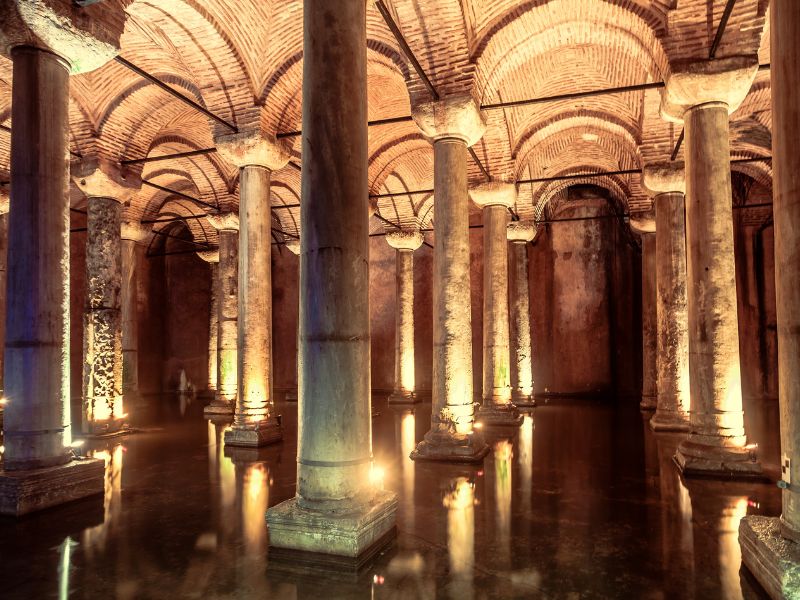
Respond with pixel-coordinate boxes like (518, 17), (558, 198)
(649, 410), (690, 432)
(204, 399), (234, 416)
(0, 458), (105, 516)
(266, 490), (398, 559)
(511, 390), (536, 407)
(640, 394), (657, 411)
(739, 515), (800, 600)
(285, 389), (297, 402)
(388, 390), (419, 404)
(477, 402), (523, 427)
(673, 439), (764, 480)
(223, 419), (282, 448)
(410, 429), (489, 463)
(84, 417), (129, 438)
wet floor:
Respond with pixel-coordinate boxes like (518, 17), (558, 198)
(0, 395), (781, 599)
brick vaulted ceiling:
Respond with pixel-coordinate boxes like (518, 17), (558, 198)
(0, 0), (774, 245)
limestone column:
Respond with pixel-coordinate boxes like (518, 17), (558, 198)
(385, 229), (424, 404)
(0, 190), (9, 403)
(507, 221), (536, 407)
(408, 96), (488, 462)
(470, 182), (521, 426)
(636, 224), (658, 411)
(72, 160), (139, 436)
(197, 251), (220, 396)
(284, 239), (300, 402)
(661, 56), (761, 477)
(0, 45), (104, 515)
(643, 164), (690, 432)
(205, 213), (239, 416)
(214, 131), (289, 447)
(120, 221), (148, 400)
(266, 0), (397, 558)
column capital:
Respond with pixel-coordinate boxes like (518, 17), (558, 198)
(121, 220), (150, 243)
(660, 56), (759, 123)
(0, 0), (126, 74)
(196, 249), (220, 263)
(385, 228), (423, 251)
(469, 181), (516, 209)
(213, 129), (292, 171)
(207, 212), (239, 232)
(411, 95), (486, 147)
(642, 162), (685, 196)
(507, 220), (536, 243)
(630, 208), (656, 235)
(284, 239), (300, 255)
(71, 157), (140, 203)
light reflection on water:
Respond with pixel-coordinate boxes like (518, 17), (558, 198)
(443, 476), (475, 600)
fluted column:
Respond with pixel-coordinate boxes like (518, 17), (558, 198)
(197, 251), (220, 396)
(661, 57), (761, 478)
(266, 0), (397, 558)
(643, 164), (690, 432)
(205, 213), (239, 416)
(406, 96), (488, 462)
(386, 229), (424, 404)
(507, 221), (536, 407)
(120, 221), (148, 400)
(471, 182), (521, 426)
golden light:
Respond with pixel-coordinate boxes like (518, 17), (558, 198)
(370, 463), (386, 490)
(444, 477), (475, 594)
(719, 496), (748, 600)
(0, 397), (7, 406)
(243, 463), (269, 552)
(519, 414), (533, 512)
(494, 440), (513, 555)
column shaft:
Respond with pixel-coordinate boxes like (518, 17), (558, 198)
(121, 238), (138, 396)
(207, 262), (219, 393)
(216, 229), (238, 408)
(651, 193), (690, 431)
(640, 233), (658, 409)
(390, 248), (416, 401)
(3, 47), (72, 469)
(0, 213), (7, 396)
(509, 241), (534, 405)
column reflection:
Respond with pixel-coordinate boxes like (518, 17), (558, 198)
(83, 443), (124, 556)
(519, 414), (533, 514)
(444, 476), (475, 600)
(401, 410), (416, 529)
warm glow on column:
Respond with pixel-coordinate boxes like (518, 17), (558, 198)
(243, 463), (269, 553)
(494, 440), (512, 554)
(444, 477), (475, 597)
(520, 415), (533, 512)
(718, 497), (748, 600)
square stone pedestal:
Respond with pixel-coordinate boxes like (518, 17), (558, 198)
(739, 515), (800, 599)
(0, 458), (105, 516)
(388, 390), (419, 404)
(411, 430), (490, 463)
(204, 399), (234, 416)
(223, 420), (282, 448)
(267, 490), (398, 565)
(477, 403), (523, 427)
(674, 439), (765, 480)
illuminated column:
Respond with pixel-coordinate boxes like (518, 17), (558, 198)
(266, 0), (397, 558)
(740, 4), (800, 594)
(120, 221), (148, 399)
(215, 132), (289, 447)
(507, 221), (536, 407)
(205, 213), (239, 415)
(643, 164), (690, 432)
(197, 251), (220, 396)
(0, 44), (105, 514)
(635, 222), (658, 411)
(661, 57), (762, 477)
(72, 160), (139, 435)
(409, 96), (489, 462)
(284, 239), (300, 402)
(386, 229), (424, 404)
(470, 182), (521, 426)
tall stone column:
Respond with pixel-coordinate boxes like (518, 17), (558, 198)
(507, 221), (536, 407)
(120, 221), (148, 400)
(471, 182), (521, 426)
(72, 160), (139, 436)
(0, 45), (104, 515)
(386, 229), (424, 404)
(740, 3), (800, 593)
(643, 164), (690, 432)
(205, 213), (239, 416)
(214, 131), (290, 447)
(635, 222), (658, 411)
(197, 251), (220, 396)
(661, 56), (761, 478)
(266, 0), (397, 559)
(284, 239), (300, 402)
(408, 96), (489, 462)
(0, 191), (9, 403)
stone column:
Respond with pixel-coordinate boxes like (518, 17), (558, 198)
(740, 3), (800, 592)
(0, 190), (9, 403)
(471, 182), (521, 426)
(205, 213), (239, 416)
(643, 164), (690, 432)
(284, 239), (300, 402)
(197, 251), (220, 396)
(661, 56), (761, 478)
(72, 160), (139, 436)
(386, 229), (424, 404)
(507, 221), (536, 407)
(0, 45), (104, 515)
(408, 95), (489, 462)
(120, 221), (148, 400)
(636, 225), (658, 411)
(214, 131), (290, 447)
(266, 0), (397, 559)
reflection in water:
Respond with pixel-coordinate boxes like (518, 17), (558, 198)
(494, 440), (513, 561)
(401, 411), (416, 529)
(84, 444), (124, 555)
(444, 477), (475, 600)
(242, 463), (269, 553)
(719, 497), (748, 600)
(519, 414), (533, 513)
(58, 537), (76, 600)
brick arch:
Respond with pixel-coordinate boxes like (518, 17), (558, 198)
(535, 173), (630, 221)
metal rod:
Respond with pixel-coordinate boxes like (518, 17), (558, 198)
(1, 124), (82, 157)
(709, 0), (738, 59)
(141, 179), (219, 212)
(114, 55), (238, 133)
(121, 147), (218, 166)
(142, 213), (210, 225)
(468, 146), (491, 179)
(481, 81), (665, 111)
(670, 128), (685, 161)
(537, 213), (628, 225)
(733, 202), (772, 210)
(516, 167), (641, 186)
(70, 207), (87, 215)
(70, 228), (88, 233)
(276, 114), (415, 139)
(374, 0), (439, 100)
(370, 188), (433, 199)
(273, 226), (299, 240)
(151, 227), (211, 248)
(272, 203), (301, 210)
